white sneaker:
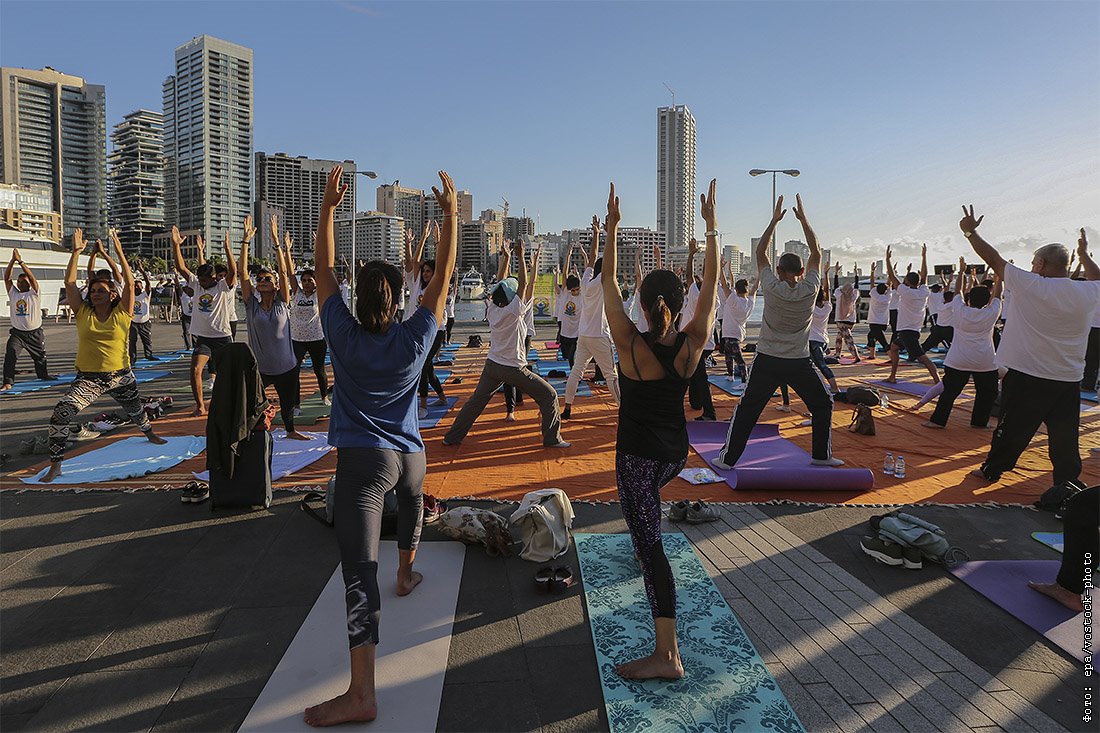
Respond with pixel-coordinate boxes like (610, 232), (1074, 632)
(89, 420), (117, 432)
(712, 458), (733, 471)
(292, 407), (302, 417)
(71, 426), (101, 441)
(547, 440), (571, 448)
(203, 378), (214, 391)
(810, 457), (846, 467)
(321, 395), (332, 406)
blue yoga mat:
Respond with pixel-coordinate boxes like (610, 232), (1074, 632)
(1082, 390), (1098, 403)
(0, 373), (77, 396)
(534, 360), (571, 376)
(134, 370), (171, 384)
(548, 378), (592, 398)
(437, 369), (452, 384)
(707, 374), (744, 396)
(131, 350), (189, 369)
(1031, 532), (1064, 553)
(419, 396), (459, 429)
(21, 435), (206, 485)
(576, 533), (804, 733)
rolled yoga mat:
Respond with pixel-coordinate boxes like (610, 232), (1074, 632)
(576, 533), (804, 733)
(238, 542), (465, 732)
(948, 560), (1091, 662)
(686, 421), (876, 491)
(21, 435), (207, 485)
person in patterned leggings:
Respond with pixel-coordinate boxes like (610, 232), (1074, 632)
(41, 229), (167, 483)
(600, 179), (721, 680)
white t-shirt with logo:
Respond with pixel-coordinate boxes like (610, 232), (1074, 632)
(188, 275), (235, 339)
(943, 298), (1001, 373)
(995, 264), (1100, 382)
(867, 289), (891, 325)
(403, 272), (425, 322)
(289, 289), (324, 342)
(895, 285), (930, 333)
(721, 292), (755, 341)
(487, 295), (531, 368)
(578, 268), (610, 339)
(557, 289), (582, 339)
(181, 291), (193, 317)
(808, 301), (832, 344)
(132, 292), (152, 324)
(8, 286), (41, 331)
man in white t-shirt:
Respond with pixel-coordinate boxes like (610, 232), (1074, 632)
(865, 261), (892, 355)
(128, 262), (159, 364)
(172, 225), (241, 415)
(555, 269), (582, 368)
(962, 208), (1100, 485)
(2, 248), (56, 390)
(443, 240), (568, 448)
(884, 243), (940, 385)
(562, 216), (621, 418)
(718, 267), (757, 382)
(920, 282), (954, 352)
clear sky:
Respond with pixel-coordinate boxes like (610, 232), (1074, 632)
(2, 0), (1097, 269)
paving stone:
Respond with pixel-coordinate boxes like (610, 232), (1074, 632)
(438, 680), (540, 732)
(24, 667), (189, 732)
(0, 713), (34, 732)
(988, 689), (1065, 732)
(151, 697), (256, 732)
(801, 681), (872, 732)
(727, 597), (823, 683)
(525, 644), (606, 732)
(852, 701), (906, 733)
(771, 666), (841, 733)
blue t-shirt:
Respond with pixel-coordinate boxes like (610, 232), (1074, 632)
(321, 296), (437, 452)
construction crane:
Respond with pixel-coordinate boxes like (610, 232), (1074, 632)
(500, 197), (509, 219)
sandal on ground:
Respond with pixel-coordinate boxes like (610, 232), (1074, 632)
(549, 566), (575, 594)
(535, 567), (555, 592)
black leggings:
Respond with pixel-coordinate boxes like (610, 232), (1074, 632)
(867, 323), (889, 352)
(293, 339), (329, 402)
(559, 336), (578, 368)
(129, 321), (154, 361)
(617, 452), (686, 618)
(262, 367), (300, 433)
(180, 315), (193, 350)
(721, 337), (746, 380)
(419, 329), (446, 400)
(688, 348), (715, 417)
(809, 340), (835, 382)
(929, 366), (998, 427)
(445, 316), (455, 344)
(1058, 486), (1099, 594)
(334, 447), (425, 648)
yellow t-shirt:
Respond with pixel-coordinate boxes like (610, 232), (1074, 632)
(75, 304), (133, 372)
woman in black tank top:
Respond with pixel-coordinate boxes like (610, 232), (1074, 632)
(597, 180), (722, 681)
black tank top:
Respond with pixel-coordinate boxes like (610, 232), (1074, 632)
(616, 332), (691, 461)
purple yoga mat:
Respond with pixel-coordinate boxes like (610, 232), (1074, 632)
(686, 421), (875, 491)
(949, 560), (1077, 634)
(865, 378), (973, 401)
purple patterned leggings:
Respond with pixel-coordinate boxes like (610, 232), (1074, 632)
(615, 451), (687, 618)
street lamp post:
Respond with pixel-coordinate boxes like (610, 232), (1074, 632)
(748, 168), (800, 265)
(347, 169), (378, 310)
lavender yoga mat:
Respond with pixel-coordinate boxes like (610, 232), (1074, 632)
(949, 560), (1089, 661)
(865, 378), (971, 401)
(686, 421), (875, 491)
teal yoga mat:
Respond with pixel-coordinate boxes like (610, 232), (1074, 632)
(1031, 532), (1064, 553)
(575, 533), (803, 733)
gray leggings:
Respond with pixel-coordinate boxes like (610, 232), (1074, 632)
(334, 447), (426, 649)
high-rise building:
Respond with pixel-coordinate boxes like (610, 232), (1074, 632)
(504, 215), (535, 243)
(0, 183), (62, 242)
(784, 239), (810, 264)
(254, 152), (356, 261)
(335, 211), (404, 266)
(109, 110), (164, 257)
(377, 182), (474, 250)
(163, 35), (253, 245)
(723, 244), (746, 276)
(656, 105), (696, 252)
(460, 219), (503, 275)
(0, 66), (107, 240)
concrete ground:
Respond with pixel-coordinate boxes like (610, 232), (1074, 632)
(0, 319), (1090, 732)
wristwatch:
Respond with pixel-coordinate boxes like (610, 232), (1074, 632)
(962, 231), (973, 238)
(705, 229), (719, 237)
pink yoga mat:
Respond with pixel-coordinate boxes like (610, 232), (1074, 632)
(949, 560), (1089, 661)
(686, 421), (875, 491)
(544, 341), (560, 350)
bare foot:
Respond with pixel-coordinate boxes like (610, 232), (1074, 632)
(884, 377), (898, 384)
(396, 570), (423, 597)
(191, 405), (207, 417)
(147, 433), (168, 445)
(39, 463), (63, 483)
(303, 690), (377, 728)
(615, 652), (685, 681)
(970, 424), (995, 431)
(0, 384), (11, 392)
(921, 421), (944, 429)
(286, 431), (311, 441)
(1028, 581), (1084, 612)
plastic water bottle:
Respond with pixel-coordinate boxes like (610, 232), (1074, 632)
(895, 455), (906, 479)
(884, 452), (895, 476)
(879, 392), (890, 409)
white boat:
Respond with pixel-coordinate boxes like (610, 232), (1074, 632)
(459, 269), (485, 300)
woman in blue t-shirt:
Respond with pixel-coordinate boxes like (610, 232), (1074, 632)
(303, 166), (457, 728)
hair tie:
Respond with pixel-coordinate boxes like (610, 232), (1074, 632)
(656, 294), (665, 303)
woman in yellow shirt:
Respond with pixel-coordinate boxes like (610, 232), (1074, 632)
(41, 229), (167, 483)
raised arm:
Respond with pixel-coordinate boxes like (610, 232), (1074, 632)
(587, 215), (601, 268)
(316, 165), (350, 307)
(959, 205), (1006, 279)
(64, 229), (87, 309)
(634, 245), (644, 293)
(792, 194), (821, 277)
(418, 173), (458, 325)
(275, 237), (291, 304)
(515, 240), (529, 304)
(4, 250), (16, 292)
(496, 240), (511, 282)
(991, 270), (1004, 299)
(683, 179), (720, 345)
(225, 216), (250, 289)
(525, 243), (541, 302)
(600, 183), (635, 346)
(919, 243), (928, 285)
(7, 249), (37, 292)
(171, 226), (193, 280)
(653, 243), (663, 271)
(237, 224), (253, 303)
(685, 238), (698, 285)
(869, 260), (878, 289)
(718, 257), (731, 297)
(955, 257), (966, 298)
(885, 246), (900, 287)
(1077, 228), (1100, 281)
(98, 239), (122, 284)
(756, 196), (786, 274)
(563, 244), (575, 276)
(284, 233), (300, 294)
(114, 239), (136, 315)
(402, 228), (415, 274)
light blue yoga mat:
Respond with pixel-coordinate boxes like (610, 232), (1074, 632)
(0, 373), (76, 396)
(419, 396), (459, 429)
(548, 378), (592, 398)
(707, 374), (744, 396)
(133, 370), (171, 384)
(534, 360), (571, 376)
(131, 350), (189, 369)
(1082, 390), (1098, 403)
(576, 533), (803, 733)
(1031, 532), (1064, 553)
(21, 435), (206, 485)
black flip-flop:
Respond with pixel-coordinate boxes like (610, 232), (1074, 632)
(549, 566), (575, 594)
(535, 567), (554, 592)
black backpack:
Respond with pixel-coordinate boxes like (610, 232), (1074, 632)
(467, 334), (483, 348)
(839, 386), (881, 406)
(1035, 479), (1087, 520)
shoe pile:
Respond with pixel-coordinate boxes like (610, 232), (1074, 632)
(667, 499), (721, 524)
(859, 511), (969, 570)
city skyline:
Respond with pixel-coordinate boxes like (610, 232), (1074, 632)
(0, 0), (1097, 272)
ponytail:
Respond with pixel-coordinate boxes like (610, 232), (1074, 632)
(647, 294), (672, 340)
(355, 261), (403, 333)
